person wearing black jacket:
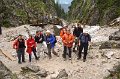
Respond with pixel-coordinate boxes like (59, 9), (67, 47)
(13, 35), (26, 64)
(35, 31), (44, 58)
(73, 23), (83, 52)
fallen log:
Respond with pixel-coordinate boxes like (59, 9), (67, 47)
(0, 49), (16, 61)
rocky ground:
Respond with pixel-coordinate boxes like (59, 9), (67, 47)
(0, 24), (120, 79)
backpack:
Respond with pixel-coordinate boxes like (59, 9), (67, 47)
(53, 35), (57, 43)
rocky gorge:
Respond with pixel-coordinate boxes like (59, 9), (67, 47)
(0, 20), (120, 79)
(0, 0), (120, 79)
(68, 0), (120, 26)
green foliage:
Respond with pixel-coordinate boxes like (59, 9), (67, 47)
(0, 0), (57, 27)
(54, 2), (67, 19)
(15, 9), (27, 17)
(68, 0), (120, 25)
(27, 0), (46, 13)
(2, 20), (11, 28)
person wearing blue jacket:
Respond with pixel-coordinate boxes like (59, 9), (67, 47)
(78, 31), (91, 62)
(45, 30), (59, 59)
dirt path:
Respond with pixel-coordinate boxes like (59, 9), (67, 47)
(0, 25), (120, 79)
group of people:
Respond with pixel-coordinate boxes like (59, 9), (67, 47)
(13, 23), (91, 64)
(13, 30), (59, 64)
(60, 23), (91, 62)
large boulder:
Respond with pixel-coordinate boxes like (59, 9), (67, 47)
(56, 69), (68, 79)
(101, 51), (115, 59)
(21, 65), (40, 73)
(109, 30), (120, 41)
(36, 68), (48, 77)
(21, 65), (49, 78)
(53, 25), (62, 36)
(99, 41), (120, 49)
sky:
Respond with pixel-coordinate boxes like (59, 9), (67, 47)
(55, 0), (73, 4)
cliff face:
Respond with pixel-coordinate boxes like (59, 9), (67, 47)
(0, 0), (57, 27)
(68, 0), (120, 25)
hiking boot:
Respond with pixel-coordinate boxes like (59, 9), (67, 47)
(69, 58), (72, 60)
(18, 62), (22, 64)
(77, 57), (81, 60)
(36, 56), (40, 60)
(62, 54), (65, 58)
(83, 59), (86, 62)
(64, 58), (66, 61)
(36, 58), (39, 60)
(73, 49), (76, 52)
(49, 56), (52, 59)
(56, 54), (59, 57)
(66, 53), (69, 55)
(22, 61), (26, 63)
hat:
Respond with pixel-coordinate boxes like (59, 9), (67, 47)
(46, 30), (50, 33)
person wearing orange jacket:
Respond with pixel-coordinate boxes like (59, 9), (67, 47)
(26, 35), (39, 62)
(13, 35), (26, 64)
(60, 26), (67, 38)
(62, 29), (74, 60)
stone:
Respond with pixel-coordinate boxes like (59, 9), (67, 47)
(21, 65), (40, 73)
(0, 61), (16, 79)
(109, 30), (120, 41)
(104, 51), (114, 59)
(99, 41), (112, 49)
(99, 41), (120, 49)
(36, 68), (48, 77)
(114, 52), (120, 59)
(56, 69), (68, 79)
(53, 25), (62, 36)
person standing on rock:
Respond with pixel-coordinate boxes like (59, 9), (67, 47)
(62, 29), (74, 60)
(78, 31), (91, 62)
(13, 35), (26, 64)
(26, 35), (39, 62)
(35, 30), (44, 58)
(45, 30), (59, 59)
(73, 23), (83, 52)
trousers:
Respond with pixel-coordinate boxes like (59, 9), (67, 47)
(78, 43), (88, 59)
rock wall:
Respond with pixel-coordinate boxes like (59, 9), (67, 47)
(68, 0), (120, 26)
(0, 0), (57, 27)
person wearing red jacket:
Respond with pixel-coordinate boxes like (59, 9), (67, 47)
(62, 29), (74, 60)
(26, 35), (39, 62)
(13, 35), (26, 64)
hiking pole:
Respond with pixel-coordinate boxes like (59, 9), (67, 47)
(88, 43), (92, 53)
(71, 55), (73, 64)
(70, 48), (73, 64)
